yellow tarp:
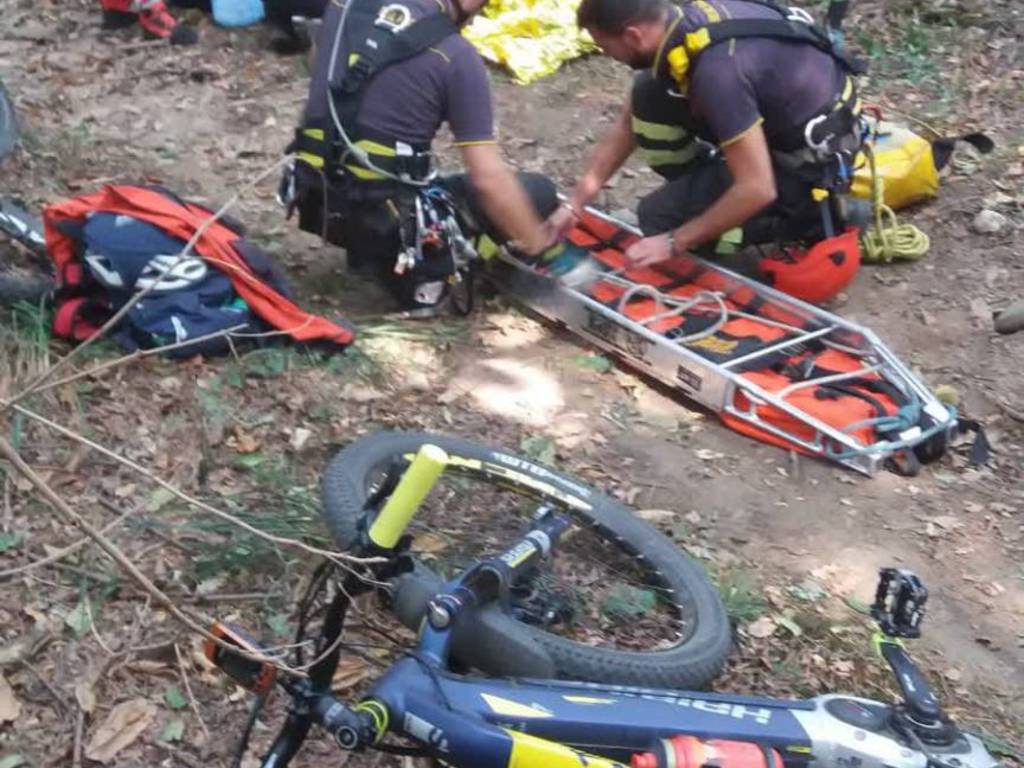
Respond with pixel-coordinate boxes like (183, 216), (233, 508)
(464, 0), (596, 84)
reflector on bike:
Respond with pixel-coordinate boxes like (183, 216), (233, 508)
(204, 622), (277, 695)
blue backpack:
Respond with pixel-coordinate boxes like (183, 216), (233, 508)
(58, 209), (289, 357)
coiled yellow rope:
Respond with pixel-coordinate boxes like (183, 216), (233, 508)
(860, 142), (930, 263)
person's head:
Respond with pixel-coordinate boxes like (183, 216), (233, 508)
(449, 0), (489, 27)
(576, 0), (673, 69)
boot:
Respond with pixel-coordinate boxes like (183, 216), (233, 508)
(99, 0), (198, 45)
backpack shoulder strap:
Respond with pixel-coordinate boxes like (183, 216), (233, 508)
(333, 4), (457, 127)
(685, 2), (866, 74)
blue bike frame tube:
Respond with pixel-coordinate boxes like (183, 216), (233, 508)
(366, 658), (814, 768)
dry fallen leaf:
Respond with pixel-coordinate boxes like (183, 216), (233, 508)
(233, 428), (260, 454)
(331, 657), (371, 692)
(695, 449), (724, 462)
(114, 483), (137, 499)
(75, 679), (97, 714)
(945, 668), (963, 682)
(414, 532), (449, 554)
(746, 616), (777, 639)
(85, 698), (156, 764)
(636, 509), (675, 524)
(340, 383), (386, 402)
(832, 659), (855, 677)
(0, 674), (21, 723)
(982, 582), (1006, 598)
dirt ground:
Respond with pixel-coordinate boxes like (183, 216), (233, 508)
(1, 0), (1022, 766)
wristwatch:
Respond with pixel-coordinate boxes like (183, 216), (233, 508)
(668, 228), (685, 259)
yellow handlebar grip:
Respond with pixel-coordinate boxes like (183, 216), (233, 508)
(367, 444), (448, 549)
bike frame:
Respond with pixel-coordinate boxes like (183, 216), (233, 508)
(346, 587), (995, 768)
(365, 655), (817, 768)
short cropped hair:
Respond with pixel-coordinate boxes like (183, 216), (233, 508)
(576, 0), (672, 33)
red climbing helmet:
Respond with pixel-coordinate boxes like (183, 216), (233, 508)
(758, 227), (861, 305)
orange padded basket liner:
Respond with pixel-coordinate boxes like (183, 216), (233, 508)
(558, 215), (896, 455)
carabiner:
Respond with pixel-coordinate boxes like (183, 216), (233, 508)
(804, 114), (832, 154)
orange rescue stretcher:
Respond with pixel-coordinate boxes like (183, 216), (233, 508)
(495, 208), (959, 476)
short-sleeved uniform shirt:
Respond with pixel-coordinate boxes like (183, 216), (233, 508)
(352, 0), (496, 148)
(652, 0), (847, 151)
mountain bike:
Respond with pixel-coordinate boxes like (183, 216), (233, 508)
(206, 439), (1003, 768)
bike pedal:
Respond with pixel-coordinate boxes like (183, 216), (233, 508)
(872, 568), (927, 638)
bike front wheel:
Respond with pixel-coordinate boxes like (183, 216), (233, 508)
(320, 430), (732, 689)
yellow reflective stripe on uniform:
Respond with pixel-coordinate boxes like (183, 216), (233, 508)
(694, 0), (721, 22)
(641, 146), (701, 168)
(631, 116), (688, 142)
(345, 164), (387, 180)
(298, 127), (327, 169)
(354, 139), (398, 157)
(343, 138), (398, 179)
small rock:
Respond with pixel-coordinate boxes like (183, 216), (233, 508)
(982, 191), (1015, 209)
(984, 265), (1003, 288)
(994, 299), (1024, 335)
(340, 383), (386, 402)
(969, 297), (991, 323)
(290, 427), (312, 452)
(406, 371), (432, 391)
(971, 209), (1008, 235)
(746, 616), (777, 639)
